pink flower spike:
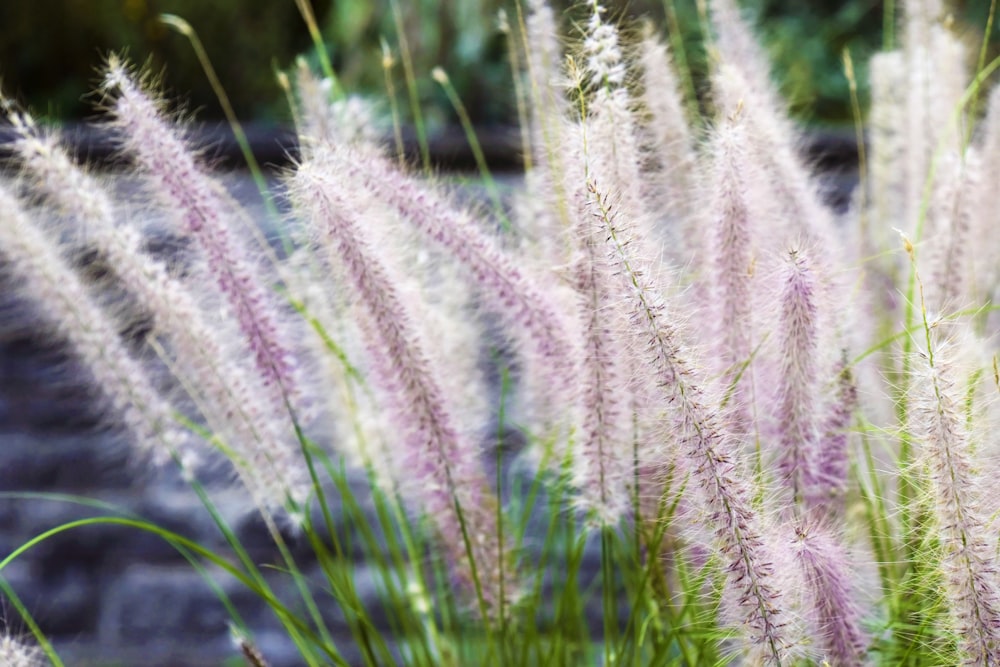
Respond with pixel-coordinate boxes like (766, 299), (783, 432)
(588, 182), (790, 663)
(707, 110), (756, 438)
(322, 144), (577, 431)
(809, 355), (857, 519)
(290, 155), (517, 617)
(5, 110), (308, 511)
(791, 523), (867, 665)
(776, 247), (822, 508)
(101, 58), (300, 411)
(916, 339), (1000, 664)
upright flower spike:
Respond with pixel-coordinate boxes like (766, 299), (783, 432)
(589, 183), (791, 663)
(292, 58), (377, 157)
(0, 183), (187, 466)
(707, 109), (756, 438)
(708, 0), (791, 139)
(915, 339), (1000, 664)
(969, 85), (1000, 308)
(5, 109), (308, 511)
(637, 30), (699, 258)
(583, 3), (625, 88)
(291, 155), (515, 617)
(525, 0), (568, 169)
(867, 51), (908, 263)
(101, 58), (302, 413)
(568, 173), (631, 527)
(791, 524), (867, 666)
(581, 3), (655, 245)
(925, 152), (980, 317)
(710, 57), (838, 258)
(810, 354), (857, 519)
(517, 0), (575, 269)
(776, 248), (822, 509)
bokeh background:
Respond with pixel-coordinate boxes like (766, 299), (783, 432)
(4, 0), (997, 131)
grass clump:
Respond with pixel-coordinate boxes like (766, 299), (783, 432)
(4, 1), (1000, 665)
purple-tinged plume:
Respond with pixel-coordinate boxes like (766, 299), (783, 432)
(568, 184), (631, 526)
(101, 58), (301, 412)
(710, 62), (837, 254)
(790, 523), (867, 665)
(867, 51), (908, 262)
(776, 247), (822, 509)
(290, 155), (516, 617)
(0, 183), (187, 466)
(5, 108), (308, 510)
(581, 4), (656, 247)
(589, 183), (791, 663)
(916, 337), (1000, 664)
(707, 109), (756, 439)
(525, 0), (568, 171)
(809, 354), (857, 520)
(637, 30), (700, 265)
(321, 143), (577, 435)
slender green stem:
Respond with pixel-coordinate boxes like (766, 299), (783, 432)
(292, 0), (341, 94)
(0, 576), (65, 667)
(883, 0), (895, 51)
(158, 15), (280, 225)
(431, 67), (507, 226)
(389, 0), (431, 173)
(661, 0), (701, 123)
(381, 38), (407, 167)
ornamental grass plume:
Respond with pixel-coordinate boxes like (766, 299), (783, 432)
(588, 183), (791, 663)
(914, 332), (1000, 664)
(867, 51), (908, 264)
(524, 0), (567, 168)
(289, 153), (516, 617)
(707, 2), (839, 258)
(580, 3), (658, 248)
(3, 104), (309, 511)
(566, 146), (632, 527)
(316, 141), (578, 442)
(516, 0), (575, 268)
(900, 2), (966, 239)
(790, 522), (867, 666)
(705, 107), (757, 438)
(568, 245), (631, 526)
(706, 0), (788, 129)
(101, 57), (304, 415)
(810, 354), (858, 519)
(0, 181), (189, 467)
(923, 152), (978, 317)
(968, 85), (1000, 309)
(775, 247), (823, 510)
(636, 29), (697, 214)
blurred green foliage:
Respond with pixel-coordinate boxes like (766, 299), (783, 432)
(318, 0), (509, 128)
(1, 0), (998, 127)
(0, 0), (327, 121)
(740, 1), (884, 122)
(746, 0), (999, 123)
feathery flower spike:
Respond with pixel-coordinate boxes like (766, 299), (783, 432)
(102, 57), (301, 411)
(291, 155), (516, 616)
